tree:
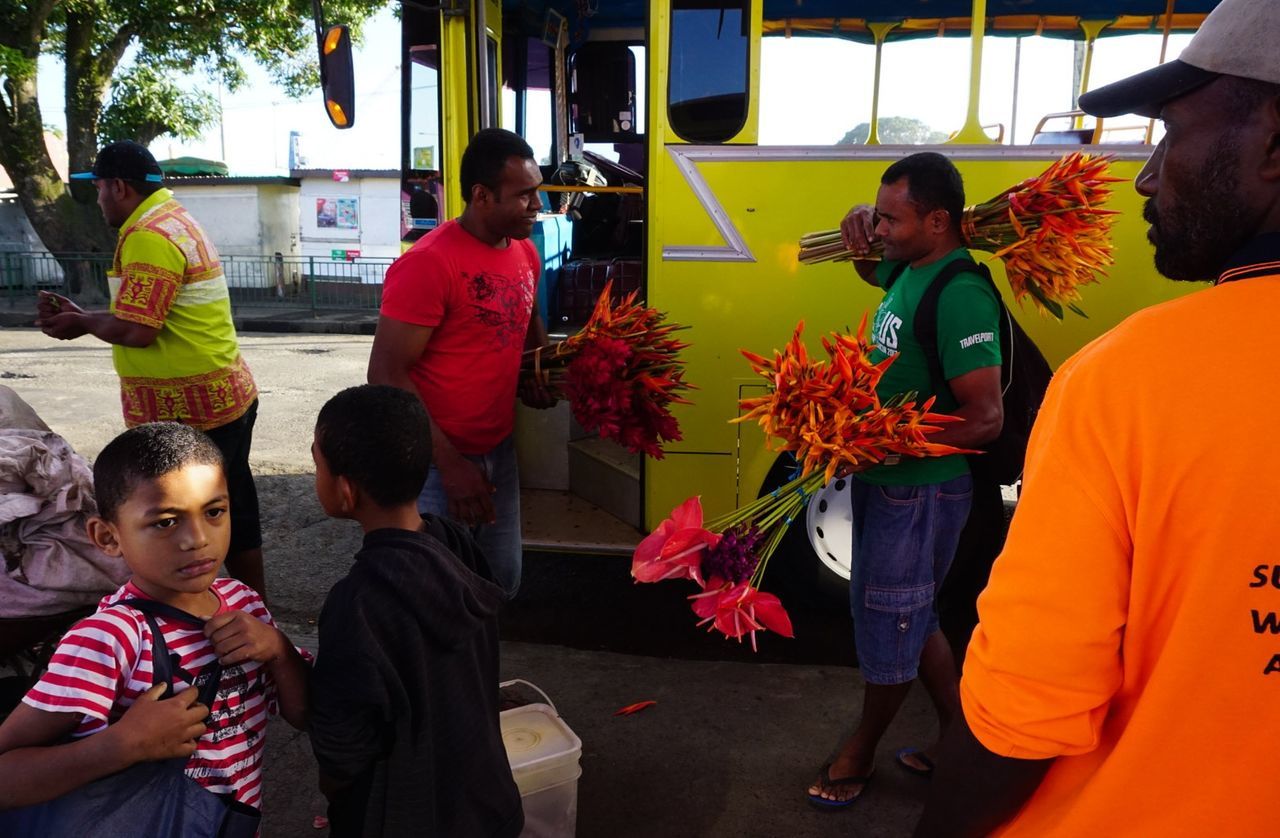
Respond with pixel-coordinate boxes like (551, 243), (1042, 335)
(839, 116), (949, 146)
(99, 66), (220, 148)
(0, 0), (388, 300)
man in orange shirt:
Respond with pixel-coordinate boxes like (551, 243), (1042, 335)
(916, 1), (1280, 835)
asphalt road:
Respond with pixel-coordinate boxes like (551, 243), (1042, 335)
(1, 327), (934, 837)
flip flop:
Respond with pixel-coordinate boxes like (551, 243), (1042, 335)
(806, 762), (875, 810)
(895, 747), (935, 778)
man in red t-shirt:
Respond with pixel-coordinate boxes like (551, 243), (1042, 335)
(369, 129), (553, 596)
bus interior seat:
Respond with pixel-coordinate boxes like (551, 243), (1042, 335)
(1030, 110), (1100, 145)
(1030, 128), (1096, 145)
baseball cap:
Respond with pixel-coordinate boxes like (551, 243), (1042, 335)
(69, 140), (164, 183)
(1079, 0), (1280, 119)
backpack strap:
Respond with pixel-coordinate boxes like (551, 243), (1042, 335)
(880, 261), (909, 290)
(913, 258), (1008, 397)
(120, 598), (222, 709)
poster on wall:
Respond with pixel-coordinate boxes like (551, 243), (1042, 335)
(316, 198), (337, 228)
(337, 198), (359, 229)
(316, 197), (360, 230)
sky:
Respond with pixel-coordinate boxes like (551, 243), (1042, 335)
(33, 7), (1193, 175)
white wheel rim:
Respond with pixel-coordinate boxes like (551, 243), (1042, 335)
(806, 477), (853, 581)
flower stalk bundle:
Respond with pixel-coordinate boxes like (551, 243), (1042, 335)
(735, 317), (971, 482)
(798, 152), (1123, 319)
(631, 317), (967, 649)
(524, 281), (692, 458)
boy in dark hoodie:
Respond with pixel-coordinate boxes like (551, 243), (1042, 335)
(307, 384), (523, 838)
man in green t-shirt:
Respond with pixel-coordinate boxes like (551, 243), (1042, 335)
(807, 153), (1004, 809)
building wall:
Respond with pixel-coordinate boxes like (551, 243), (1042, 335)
(257, 185), (301, 258)
(167, 182), (302, 290)
(169, 184), (268, 257)
(298, 175), (401, 261)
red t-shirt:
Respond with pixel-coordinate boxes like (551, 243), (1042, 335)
(380, 219), (540, 455)
(23, 578), (281, 809)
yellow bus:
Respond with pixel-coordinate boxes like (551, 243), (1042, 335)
(321, 0), (1215, 602)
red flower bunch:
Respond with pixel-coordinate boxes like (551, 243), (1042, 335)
(524, 281), (692, 458)
(631, 498), (796, 651)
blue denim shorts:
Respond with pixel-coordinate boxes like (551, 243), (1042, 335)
(849, 474), (973, 685)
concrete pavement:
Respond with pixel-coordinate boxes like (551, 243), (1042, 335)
(0, 327), (936, 837)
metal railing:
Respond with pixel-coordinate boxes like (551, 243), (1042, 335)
(0, 251), (392, 312)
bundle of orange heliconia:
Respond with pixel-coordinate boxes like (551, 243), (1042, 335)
(523, 281), (693, 458)
(631, 316), (970, 651)
(735, 315), (971, 482)
(797, 152), (1124, 319)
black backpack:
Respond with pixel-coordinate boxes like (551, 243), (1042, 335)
(884, 258), (1052, 485)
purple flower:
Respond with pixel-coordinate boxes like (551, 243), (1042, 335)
(702, 525), (765, 585)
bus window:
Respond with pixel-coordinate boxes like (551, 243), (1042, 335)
(584, 46), (645, 168)
(486, 35), (499, 127)
(985, 36), (1076, 145)
(408, 45), (441, 173)
(668, 0), (749, 144)
(570, 41), (638, 143)
(502, 36), (554, 165)
(759, 37), (872, 145)
(403, 4), (442, 240)
(1086, 32), (1195, 144)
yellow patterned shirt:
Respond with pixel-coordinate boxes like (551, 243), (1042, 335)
(109, 189), (257, 430)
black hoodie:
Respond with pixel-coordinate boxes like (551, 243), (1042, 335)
(308, 515), (523, 838)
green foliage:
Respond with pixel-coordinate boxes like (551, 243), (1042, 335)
(0, 46), (37, 83)
(840, 116), (949, 145)
(16, 0), (390, 127)
(98, 65), (219, 146)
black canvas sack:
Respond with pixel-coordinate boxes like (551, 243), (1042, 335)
(885, 258), (1052, 484)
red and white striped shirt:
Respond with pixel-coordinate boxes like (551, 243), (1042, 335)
(24, 578), (281, 809)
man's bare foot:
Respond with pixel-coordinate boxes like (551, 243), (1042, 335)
(895, 746), (937, 777)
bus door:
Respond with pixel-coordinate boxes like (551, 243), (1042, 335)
(401, 0), (502, 242)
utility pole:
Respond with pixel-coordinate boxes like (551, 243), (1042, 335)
(218, 80), (227, 162)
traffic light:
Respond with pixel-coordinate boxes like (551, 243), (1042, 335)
(319, 24), (355, 129)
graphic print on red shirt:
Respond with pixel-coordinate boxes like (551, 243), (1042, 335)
(380, 219), (539, 455)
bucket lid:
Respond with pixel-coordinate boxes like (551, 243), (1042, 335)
(501, 702), (582, 775)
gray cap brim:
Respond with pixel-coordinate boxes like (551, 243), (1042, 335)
(1079, 59), (1219, 119)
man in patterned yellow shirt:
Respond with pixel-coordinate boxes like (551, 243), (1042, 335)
(37, 140), (267, 596)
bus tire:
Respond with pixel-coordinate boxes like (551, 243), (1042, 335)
(757, 456), (850, 612)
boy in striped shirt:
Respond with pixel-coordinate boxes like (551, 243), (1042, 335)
(0, 423), (308, 812)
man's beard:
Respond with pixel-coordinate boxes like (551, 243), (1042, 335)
(1144, 135), (1253, 283)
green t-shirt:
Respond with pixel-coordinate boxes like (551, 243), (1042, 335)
(859, 248), (1002, 486)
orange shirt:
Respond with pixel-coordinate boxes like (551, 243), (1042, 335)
(962, 270), (1280, 836)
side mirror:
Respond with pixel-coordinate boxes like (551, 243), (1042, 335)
(319, 24), (355, 129)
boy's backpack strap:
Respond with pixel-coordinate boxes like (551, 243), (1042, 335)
(120, 598), (222, 709)
(880, 261), (909, 290)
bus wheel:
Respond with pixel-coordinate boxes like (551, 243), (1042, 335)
(757, 457), (851, 611)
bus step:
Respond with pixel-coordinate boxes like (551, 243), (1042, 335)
(567, 437), (641, 529)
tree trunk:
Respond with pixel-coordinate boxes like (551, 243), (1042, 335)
(0, 51), (114, 302)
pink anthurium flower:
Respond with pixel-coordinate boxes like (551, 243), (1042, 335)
(689, 578), (795, 652)
(631, 496), (721, 585)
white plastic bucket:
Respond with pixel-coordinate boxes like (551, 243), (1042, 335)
(500, 680), (583, 838)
